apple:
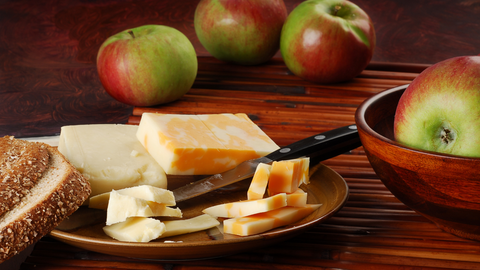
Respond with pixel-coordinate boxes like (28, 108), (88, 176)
(394, 55), (480, 157)
(194, 0), (288, 65)
(97, 25), (198, 107)
(280, 0), (375, 84)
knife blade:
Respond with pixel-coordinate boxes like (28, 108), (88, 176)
(172, 124), (361, 202)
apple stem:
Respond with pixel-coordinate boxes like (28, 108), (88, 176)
(334, 5), (342, 16)
(128, 30), (135, 39)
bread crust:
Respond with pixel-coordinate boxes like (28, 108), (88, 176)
(0, 138), (91, 262)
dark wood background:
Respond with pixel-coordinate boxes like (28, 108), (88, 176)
(1, 0), (479, 138)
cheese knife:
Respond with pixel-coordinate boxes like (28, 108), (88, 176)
(172, 124), (361, 202)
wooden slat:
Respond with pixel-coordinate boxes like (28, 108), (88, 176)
(22, 57), (480, 270)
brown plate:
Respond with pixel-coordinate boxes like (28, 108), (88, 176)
(49, 163), (348, 261)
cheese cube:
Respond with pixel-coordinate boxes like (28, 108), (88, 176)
(202, 193), (287, 218)
(160, 214), (220, 238)
(58, 124), (167, 197)
(136, 113), (279, 175)
(89, 185), (175, 209)
(286, 189), (307, 207)
(247, 163), (271, 200)
(268, 157), (310, 195)
(106, 190), (181, 225)
(103, 217), (166, 242)
(223, 204), (321, 236)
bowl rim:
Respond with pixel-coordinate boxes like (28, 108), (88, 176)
(355, 84), (480, 162)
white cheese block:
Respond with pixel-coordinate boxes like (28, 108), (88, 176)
(89, 185), (176, 209)
(136, 113), (279, 175)
(58, 124), (167, 197)
(202, 193), (287, 218)
(160, 214), (220, 238)
(103, 217), (166, 242)
(106, 190), (181, 225)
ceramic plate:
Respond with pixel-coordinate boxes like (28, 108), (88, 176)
(49, 163), (348, 261)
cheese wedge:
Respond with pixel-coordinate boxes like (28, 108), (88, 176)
(268, 157), (310, 195)
(202, 193), (287, 218)
(136, 113), (279, 175)
(103, 217), (166, 242)
(106, 190), (181, 225)
(58, 124), (167, 197)
(223, 204), (321, 236)
(160, 214), (220, 238)
(286, 189), (307, 207)
(89, 185), (175, 209)
(247, 163), (271, 200)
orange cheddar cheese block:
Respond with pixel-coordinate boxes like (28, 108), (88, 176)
(286, 189), (307, 207)
(136, 113), (279, 175)
(202, 193), (287, 218)
(247, 163), (272, 200)
(223, 204), (321, 236)
(268, 157), (309, 195)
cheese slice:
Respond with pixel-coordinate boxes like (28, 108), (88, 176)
(106, 190), (181, 225)
(58, 124), (167, 197)
(103, 217), (166, 242)
(136, 113), (279, 175)
(247, 163), (271, 200)
(286, 189), (307, 207)
(89, 185), (175, 209)
(223, 204), (321, 236)
(160, 214), (220, 238)
(202, 193), (287, 218)
(268, 157), (310, 195)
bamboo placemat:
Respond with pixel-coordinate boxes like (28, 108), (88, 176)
(20, 57), (480, 269)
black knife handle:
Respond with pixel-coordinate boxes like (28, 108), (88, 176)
(264, 124), (361, 163)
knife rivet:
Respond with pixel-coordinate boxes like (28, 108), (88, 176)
(315, 135), (326, 140)
(280, 148), (291, 153)
(349, 125), (357, 130)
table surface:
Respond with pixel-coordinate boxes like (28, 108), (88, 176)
(2, 0), (480, 269)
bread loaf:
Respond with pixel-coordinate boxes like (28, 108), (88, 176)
(0, 136), (91, 263)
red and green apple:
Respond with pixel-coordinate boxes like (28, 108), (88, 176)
(394, 55), (480, 157)
(97, 25), (198, 107)
(194, 0), (288, 65)
(280, 0), (375, 84)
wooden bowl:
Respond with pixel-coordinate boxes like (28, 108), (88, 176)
(355, 84), (480, 241)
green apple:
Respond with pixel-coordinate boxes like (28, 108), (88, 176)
(280, 0), (375, 84)
(194, 0), (288, 65)
(97, 25), (197, 107)
(394, 55), (480, 157)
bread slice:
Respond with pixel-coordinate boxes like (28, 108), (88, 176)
(0, 136), (91, 262)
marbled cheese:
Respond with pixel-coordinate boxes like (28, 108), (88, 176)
(136, 113), (279, 175)
(223, 204), (321, 236)
(247, 163), (271, 200)
(58, 124), (167, 197)
(268, 157), (309, 195)
(286, 189), (307, 207)
(202, 193), (287, 218)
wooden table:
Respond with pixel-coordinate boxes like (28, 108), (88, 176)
(13, 57), (480, 270)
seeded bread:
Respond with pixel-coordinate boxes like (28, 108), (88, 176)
(0, 136), (91, 262)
